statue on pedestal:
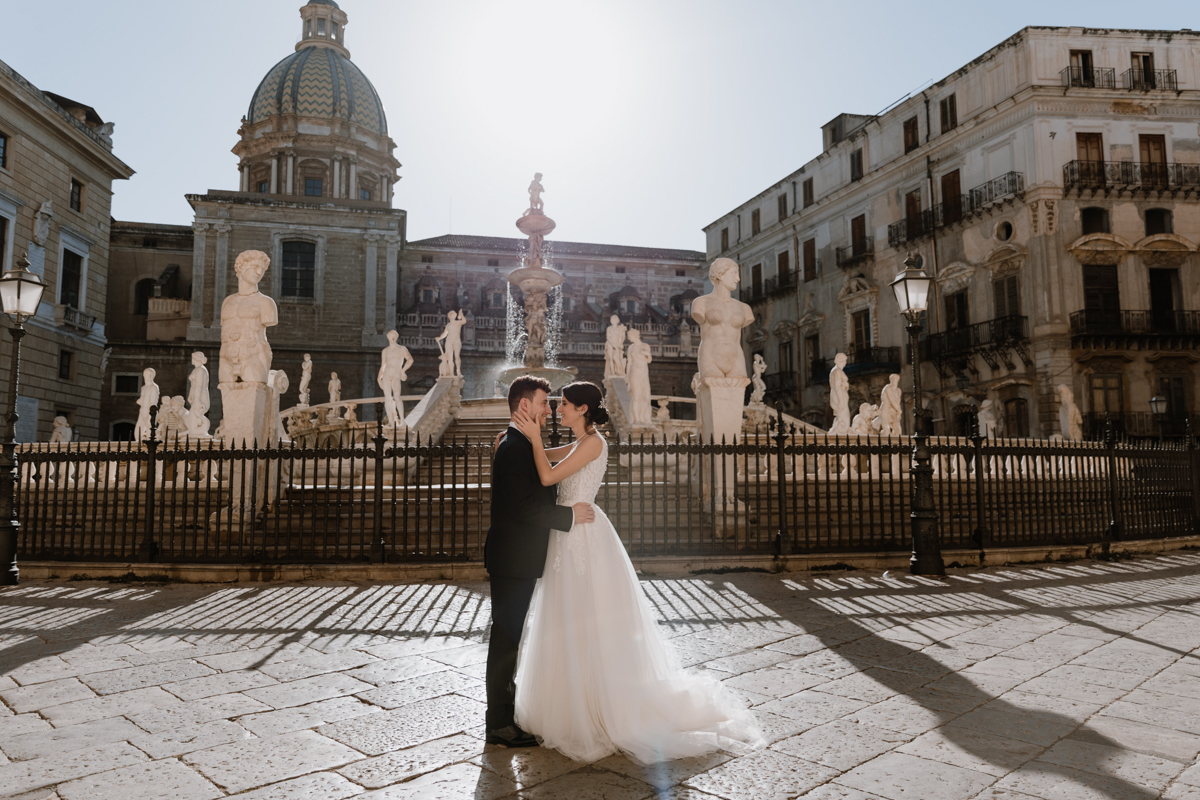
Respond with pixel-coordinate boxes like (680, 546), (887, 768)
(527, 172), (545, 213)
(625, 328), (653, 426)
(218, 251), (277, 386)
(298, 354), (312, 407)
(828, 353), (851, 434)
(851, 403), (877, 436)
(328, 372), (342, 420)
(749, 354), (767, 404)
(186, 352), (211, 437)
(878, 373), (903, 436)
(378, 330), (415, 429)
(157, 396), (190, 441)
(977, 399), (999, 438)
(604, 314), (627, 378)
(692, 258), (755, 381)
(434, 310), (465, 377)
(134, 367), (160, 441)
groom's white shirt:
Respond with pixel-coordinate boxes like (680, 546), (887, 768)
(507, 422), (575, 529)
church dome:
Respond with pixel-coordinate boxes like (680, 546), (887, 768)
(245, 1), (387, 136)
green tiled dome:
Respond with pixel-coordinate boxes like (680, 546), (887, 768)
(248, 47), (387, 136)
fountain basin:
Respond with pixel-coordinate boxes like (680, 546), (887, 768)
(507, 265), (562, 295)
(516, 212), (556, 239)
(496, 365), (578, 395)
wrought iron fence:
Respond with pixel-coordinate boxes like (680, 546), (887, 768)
(1060, 66), (1117, 89)
(1069, 309), (1200, 337)
(1122, 68), (1178, 92)
(1063, 160), (1200, 194)
(16, 417), (1197, 565)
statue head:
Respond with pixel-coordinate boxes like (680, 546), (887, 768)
(171, 396), (186, 410)
(1057, 384), (1072, 402)
(303, 353), (312, 364)
(889, 373), (900, 387)
(980, 399), (993, 410)
(859, 403), (873, 415)
(610, 314), (620, 326)
(628, 328), (642, 343)
(386, 330), (399, 343)
(143, 367), (156, 382)
(834, 352), (847, 367)
(191, 351), (207, 366)
(331, 372), (339, 381)
(53, 415), (68, 427)
(708, 257), (739, 288)
(271, 370), (290, 394)
(233, 250), (270, 286)
(534, 172), (542, 180)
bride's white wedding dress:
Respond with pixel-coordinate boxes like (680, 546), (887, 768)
(514, 436), (764, 764)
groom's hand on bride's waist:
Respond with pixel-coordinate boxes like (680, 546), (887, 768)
(573, 502), (595, 524)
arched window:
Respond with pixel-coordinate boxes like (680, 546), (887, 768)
(134, 278), (154, 315)
(281, 241), (316, 298)
(1081, 207), (1109, 235)
(111, 421), (135, 441)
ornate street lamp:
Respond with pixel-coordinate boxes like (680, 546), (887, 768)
(891, 253), (945, 576)
(0, 252), (46, 585)
(1149, 394), (1168, 444)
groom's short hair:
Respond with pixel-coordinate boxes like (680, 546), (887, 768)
(508, 375), (552, 413)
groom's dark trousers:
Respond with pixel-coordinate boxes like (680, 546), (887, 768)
(484, 426), (574, 730)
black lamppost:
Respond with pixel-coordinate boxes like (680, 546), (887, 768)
(0, 252), (46, 586)
(1149, 394), (1167, 444)
(891, 253), (945, 576)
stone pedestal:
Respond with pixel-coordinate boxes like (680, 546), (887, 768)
(697, 376), (750, 510)
(219, 381), (272, 447)
(211, 381), (277, 536)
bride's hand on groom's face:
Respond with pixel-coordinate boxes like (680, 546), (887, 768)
(513, 410), (541, 441)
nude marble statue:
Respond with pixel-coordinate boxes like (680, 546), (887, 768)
(186, 352), (211, 437)
(692, 258), (755, 380)
(828, 353), (851, 434)
(625, 328), (654, 426)
(604, 314), (627, 378)
(219, 250), (278, 385)
(878, 373), (903, 436)
(299, 354), (313, 407)
(134, 367), (160, 441)
(750, 354), (767, 404)
(378, 330), (415, 428)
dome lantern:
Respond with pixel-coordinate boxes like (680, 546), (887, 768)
(298, 0), (350, 59)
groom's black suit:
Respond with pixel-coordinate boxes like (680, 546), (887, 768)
(485, 425), (574, 731)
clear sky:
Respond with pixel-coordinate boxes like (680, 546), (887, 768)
(6, 1), (1196, 252)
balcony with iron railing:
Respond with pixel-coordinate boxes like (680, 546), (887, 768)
(835, 237), (874, 269)
(1123, 68), (1178, 92)
(844, 345), (902, 377)
(764, 271), (799, 297)
(739, 283), (767, 305)
(920, 315), (1028, 361)
(887, 173), (1024, 248)
(1082, 411), (1197, 440)
(763, 370), (797, 397)
(1069, 309), (1200, 341)
(1062, 160), (1200, 195)
(1060, 65), (1117, 89)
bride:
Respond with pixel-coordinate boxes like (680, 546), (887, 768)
(509, 380), (764, 764)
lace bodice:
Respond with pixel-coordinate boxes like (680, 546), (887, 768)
(556, 435), (608, 506)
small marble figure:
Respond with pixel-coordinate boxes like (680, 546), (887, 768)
(878, 373), (903, 436)
(828, 353), (851, 434)
(157, 396), (190, 440)
(655, 397), (671, 422)
(527, 172), (545, 213)
(604, 314), (627, 378)
(1057, 384), (1083, 441)
(692, 258), (755, 380)
(625, 329), (654, 426)
(749, 354), (767, 404)
(851, 403), (877, 435)
(134, 367), (161, 441)
(977, 398), (999, 438)
(378, 330), (415, 428)
(49, 416), (72, 444)
(434, 310), (465, 377)
(328, 372), (342, 419)
(33, 201), (53, 247)
(219, 250), (278, 385)
(186, 352), (211, 437)
(299, 354), (313, 407)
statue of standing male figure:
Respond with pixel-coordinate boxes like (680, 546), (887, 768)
(604, 315), (627, 379)
(434, 311), (465, 378)
(378, 330), (415, 429)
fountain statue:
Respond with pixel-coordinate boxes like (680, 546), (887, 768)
(749, 354), (767, 405)
(134, 367), (160, 441)
(625, 329), (654, 427)
(604, 315), (627, 378)
(1057, 384), (1083, 441)
(186, 352), (212, 438)
(435, 311), (465, 378)
(878, 374), (902, 435)
(298, 354), (312, 407)
(828, 353), (851, 434)
(379, 330), (415, 429)
(497, 174), (577, 393)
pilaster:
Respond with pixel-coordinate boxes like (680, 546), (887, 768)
(212, 222), (232, 326)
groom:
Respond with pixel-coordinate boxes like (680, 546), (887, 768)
(484, 375), (594, 747)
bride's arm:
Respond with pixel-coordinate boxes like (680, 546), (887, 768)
(530, 434), (603, 486)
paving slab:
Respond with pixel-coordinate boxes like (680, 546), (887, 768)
(683, 748), (838, 800)
(0, 741), (148, 796)
(183, 729), (361, 793)
(319, 694), (484, 755)
(338, 733), (485, 788)
(357, 761), (518, 799)
(225, 771), (365, 799)
(56, 757), (224, 800)
(835, 751), (996, 800)
(0, 677), (97, 713)
(0, 716), (144, 761)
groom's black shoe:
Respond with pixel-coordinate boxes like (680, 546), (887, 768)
(485, 724), (538, 748)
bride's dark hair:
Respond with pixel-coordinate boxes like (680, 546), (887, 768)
(561, 381), (609, 429)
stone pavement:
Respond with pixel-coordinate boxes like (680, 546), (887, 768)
(3, 553), (1200, 799)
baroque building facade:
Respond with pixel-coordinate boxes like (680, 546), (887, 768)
(0, 58), (133, 441)
(101, 0), (703, 437)
(706, 26), (1200, 439)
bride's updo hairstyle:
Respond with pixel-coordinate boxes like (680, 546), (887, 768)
(561, 381), (609, 429)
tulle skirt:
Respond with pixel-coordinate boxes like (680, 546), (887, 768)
(514, 506), (765, 764)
